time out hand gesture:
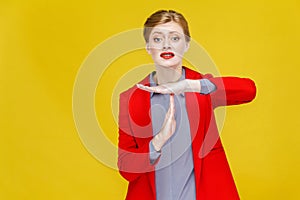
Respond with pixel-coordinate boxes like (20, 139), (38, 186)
(151, 94), (176, 151)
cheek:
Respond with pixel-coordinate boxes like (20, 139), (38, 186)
(149, 42), (163, 50)
(173, 43), (187, 54)
(148, 47), (160, 56)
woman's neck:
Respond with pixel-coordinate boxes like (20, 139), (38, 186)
(154, 65), (183, 85)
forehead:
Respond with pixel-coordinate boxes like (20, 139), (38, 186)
(150, 21), (184, 35)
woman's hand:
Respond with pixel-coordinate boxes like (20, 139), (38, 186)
(137, 79), (200, 95)
(152, 94), (176, 151)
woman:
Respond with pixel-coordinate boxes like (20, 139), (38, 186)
(118, 10), (256, 200)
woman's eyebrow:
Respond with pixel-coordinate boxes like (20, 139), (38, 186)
(152, 31), (181, 35)
(152, 31), (163, 35)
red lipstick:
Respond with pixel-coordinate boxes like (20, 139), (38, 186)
(160, 52), (175, 59)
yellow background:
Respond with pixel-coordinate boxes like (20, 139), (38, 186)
(1, 0), (300, 199)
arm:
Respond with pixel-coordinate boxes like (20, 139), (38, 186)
(137, 75), (256, 108)
(203, 74), (257, 108)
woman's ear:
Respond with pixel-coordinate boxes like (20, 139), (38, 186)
(145, 43), (151, 54)
(184, 42), (190, 53)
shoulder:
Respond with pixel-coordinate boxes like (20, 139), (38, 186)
(119, 74), (151, 126)
(119, 74), (151, 106)
(184, 66), (213, 79)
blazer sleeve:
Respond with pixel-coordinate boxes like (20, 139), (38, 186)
(118, 92), (154, 182)
(203, 74), (257, 108)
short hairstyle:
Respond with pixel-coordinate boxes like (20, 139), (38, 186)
(143, 10), (191, 43)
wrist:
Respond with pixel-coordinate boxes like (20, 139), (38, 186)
(185, 79), (201, 92)
(152, 133), (166, 151)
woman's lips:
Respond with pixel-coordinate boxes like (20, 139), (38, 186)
(160, 52), (175, 59)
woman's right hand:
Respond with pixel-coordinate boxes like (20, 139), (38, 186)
(151, 94), (176, 151)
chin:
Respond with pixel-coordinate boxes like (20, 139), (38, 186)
(156, 58), (182, 69)
(157, 64), (181, 70)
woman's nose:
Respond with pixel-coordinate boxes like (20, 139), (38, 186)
(162, 39), (171, 50)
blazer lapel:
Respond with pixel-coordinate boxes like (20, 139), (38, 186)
(128, 77), (153, 138)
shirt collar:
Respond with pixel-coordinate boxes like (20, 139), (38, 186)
(149, 68), (186, 98)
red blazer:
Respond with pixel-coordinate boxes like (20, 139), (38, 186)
(118, 67), (256, 200)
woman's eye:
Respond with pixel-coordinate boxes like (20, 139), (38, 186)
(153, 37), (162, 42)
(171, 36), (180, 41)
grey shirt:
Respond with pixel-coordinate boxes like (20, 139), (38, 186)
(149, 69), (216, 200)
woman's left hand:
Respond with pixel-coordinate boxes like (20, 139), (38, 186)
(137, 79), (200, 95)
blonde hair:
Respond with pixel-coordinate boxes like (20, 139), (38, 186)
(143, 10), (191, 43)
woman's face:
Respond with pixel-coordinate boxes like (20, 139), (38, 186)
(146, 21), (189, 69)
